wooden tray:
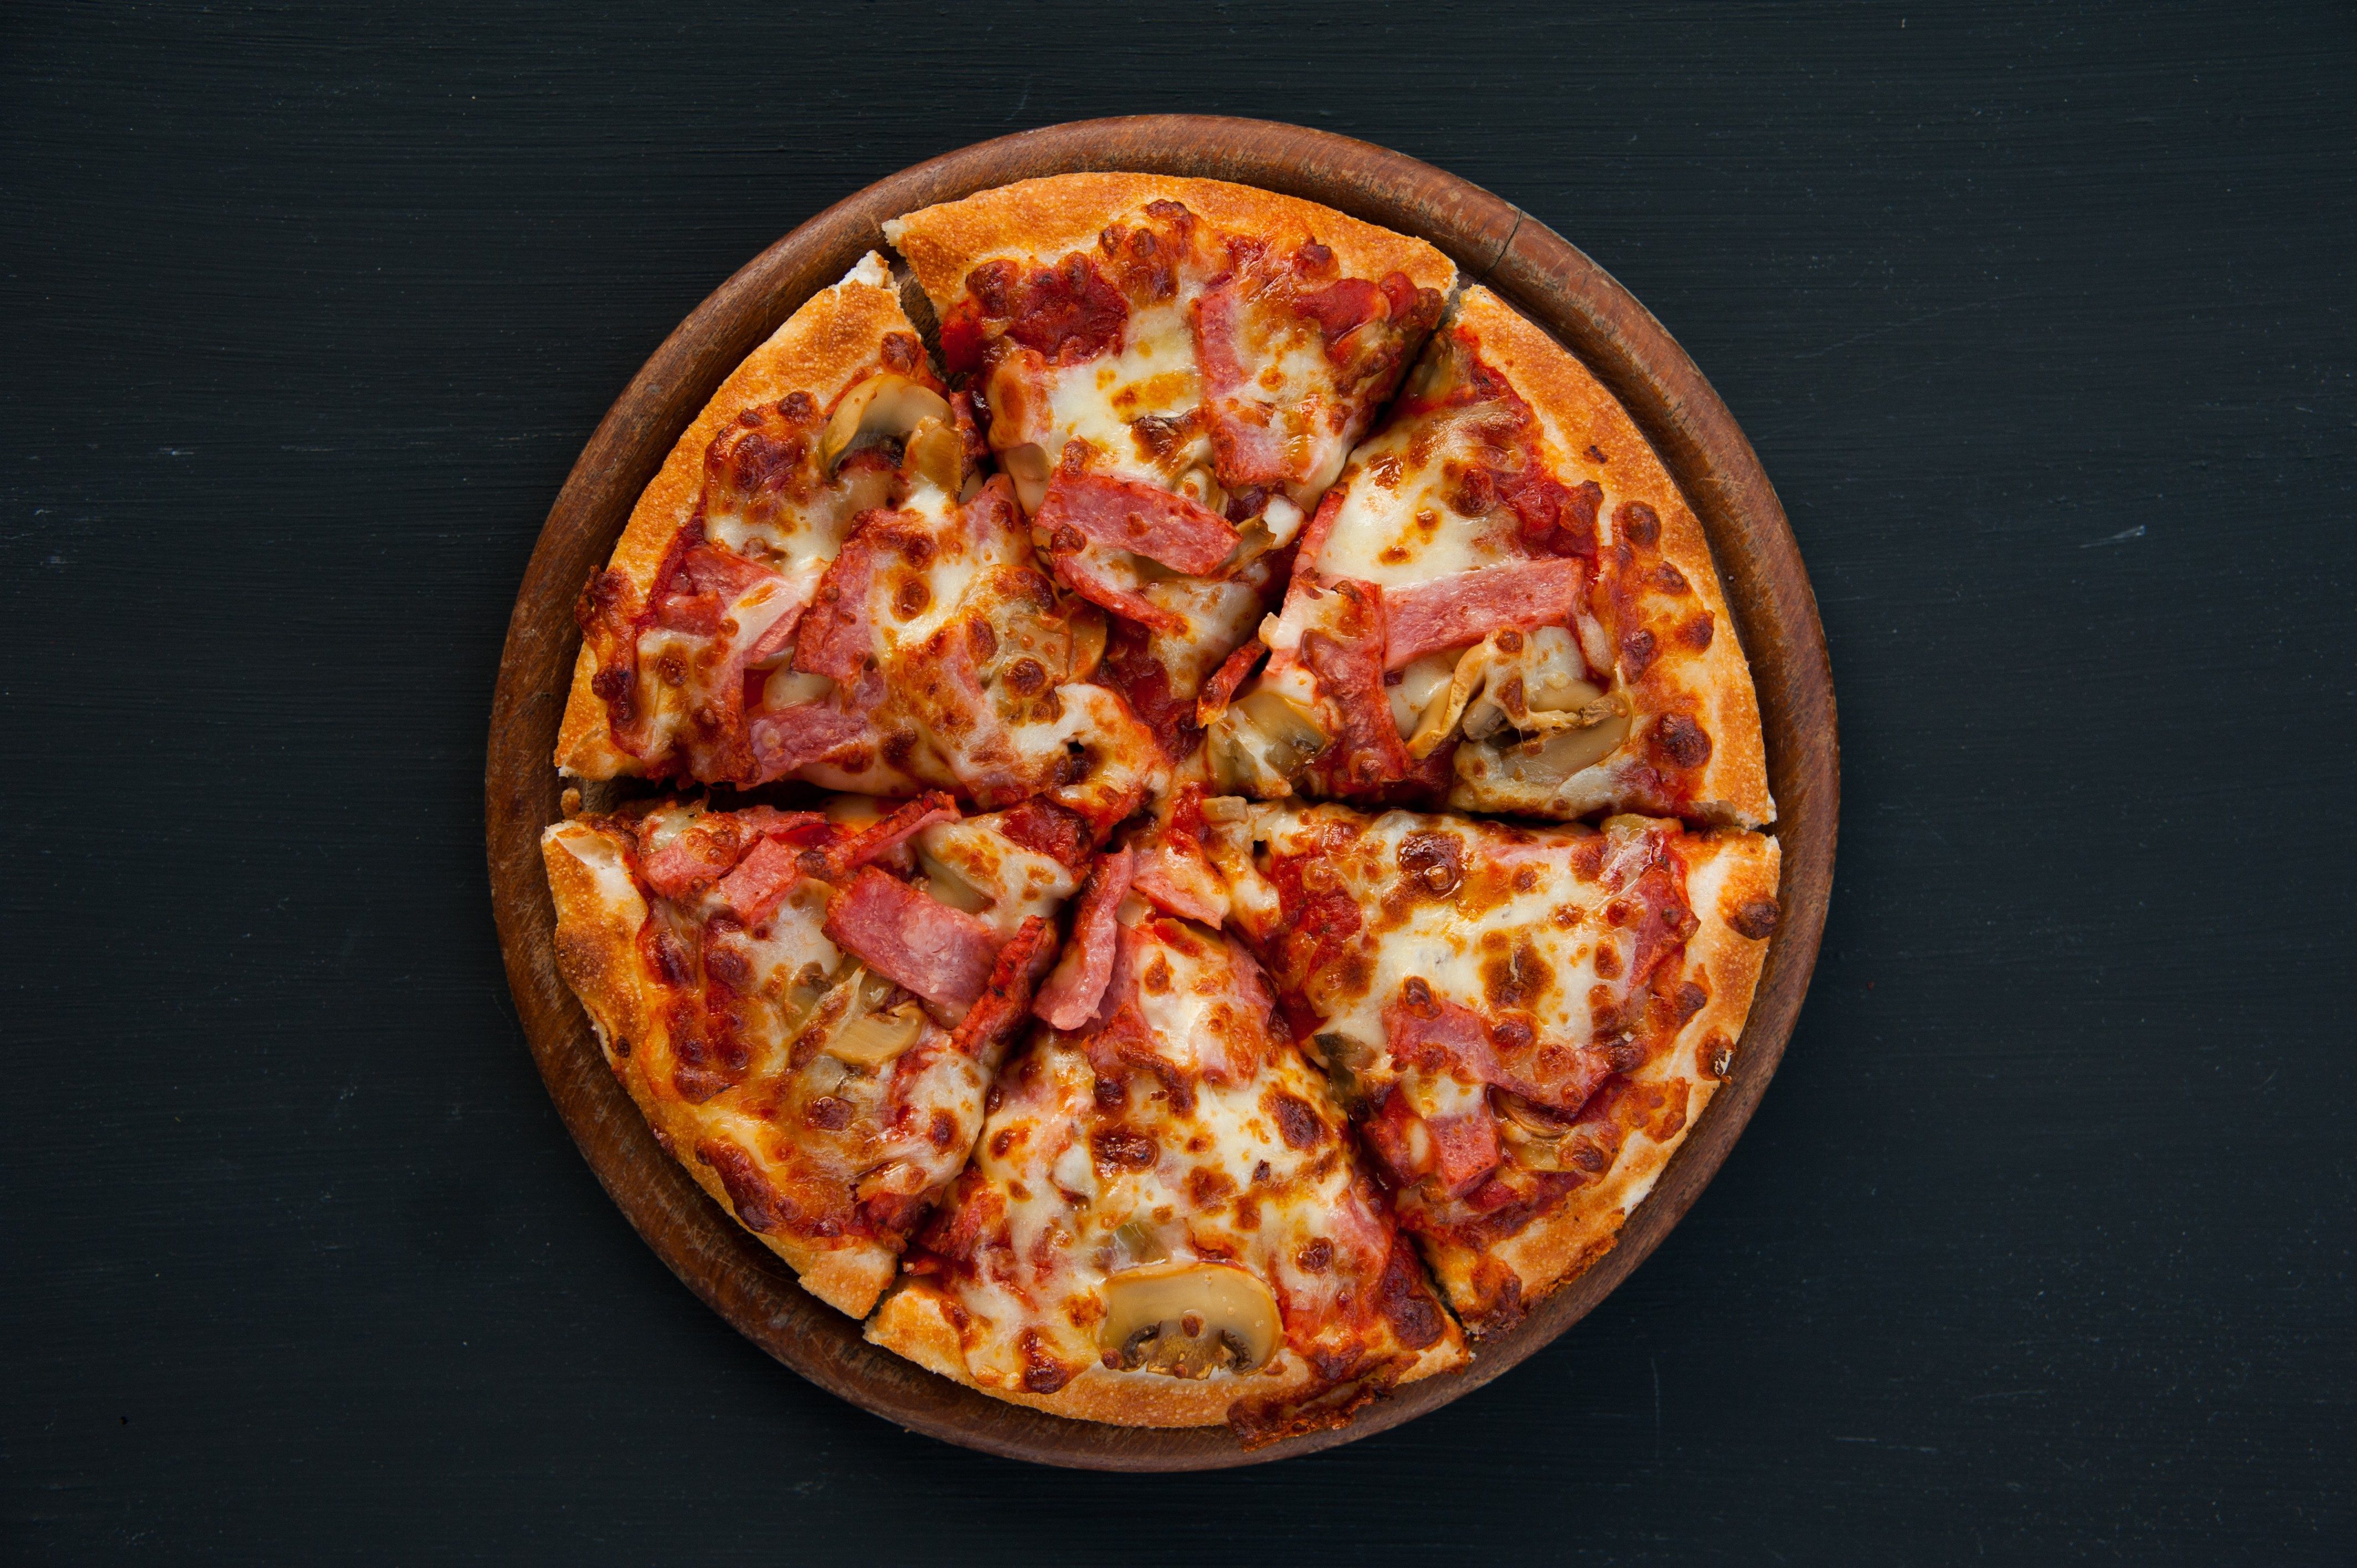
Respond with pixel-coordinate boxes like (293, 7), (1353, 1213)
(485, 115), (1838, 1471)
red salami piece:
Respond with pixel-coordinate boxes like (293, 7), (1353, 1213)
(823, 868), (1002, 1012)
(1382, 558), (1586, 669)
(1032, 848), (1135, 1030)
(820, 791), (959, 880)
(1036, 471), (1239, 576)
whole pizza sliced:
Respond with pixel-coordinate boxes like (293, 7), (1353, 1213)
(540, 791), (1093, 1316)
(1188, 798), (1779, 1332)
(1200, 285), (1773, 828)
(867, 865), (1466, 1437)
(885, 176), (1456, 762)
(556, 252), (1157, 832)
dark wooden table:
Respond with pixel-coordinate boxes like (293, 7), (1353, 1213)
(6, 3), (2349, 1561)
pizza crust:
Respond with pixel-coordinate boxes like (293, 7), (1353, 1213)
(1417, 829), (1780, 1325)
(865, 1281), (1467, 1430)
(1443, 286), (1773, 829)
(884, 173), (1455, 318)
(553, 254), (922, 779)
(539, 820), (900, 1317)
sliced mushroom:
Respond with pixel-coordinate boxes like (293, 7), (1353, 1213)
(799, 966), (927, 1069)
(1491, 710), (1634, 785)
(1205, 687), (1331, 794)
(1001, 442), (1052, 514)
(1388, 651), (1459, 740)
(1409, 626), (1628, 761)
(819, 374), (953, 472)
(1097, 1261), (1283, 1379)
(827, 999), (927, 1066)
(901, 416), (966, 494)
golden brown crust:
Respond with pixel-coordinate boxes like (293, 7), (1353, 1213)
(865, 1280), (1466, 1428)
(884, 174), (1455, 316)
(539, 820), (899, 1316)
(1421, 829), (1780, 1321)
(553, 255), (921, 778)
(1450, 286), (1773, 828)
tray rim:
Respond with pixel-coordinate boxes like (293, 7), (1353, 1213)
(484, 114), (1839, 1472)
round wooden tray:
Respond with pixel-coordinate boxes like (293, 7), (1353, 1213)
(485, 116), (1838, 1471)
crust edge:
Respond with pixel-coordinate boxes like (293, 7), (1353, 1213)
(865, 1281), (1468, 1429)
(553, 254), (920, 779)
(884, 173), (1456, 317)
(539, 820), (899, 1318)
(1421, 829), (1780, 1323)
(1449, 286), (1774, 829)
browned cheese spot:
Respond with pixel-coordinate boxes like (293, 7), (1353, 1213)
(1091, 1124), (1158, 1173)
(1655, 714), (1713, 770)
(1269, 1091), (1322, 1151)
(1396, 831), (1464, 899)
(1482, 939), (1554, 1011)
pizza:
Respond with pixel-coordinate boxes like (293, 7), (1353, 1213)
(885, 176), (1454, 762)
(867, 883), (1468, 1438)
(1182, 800), (1779, 1332)
(541, 791), (1079, 1315)
(1200, 285), (1773, 828)
(556, 252), (1157, 835)
(539, 174), (1783, 1440)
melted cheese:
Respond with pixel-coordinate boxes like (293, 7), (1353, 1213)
(923, 915), (1407, 1396)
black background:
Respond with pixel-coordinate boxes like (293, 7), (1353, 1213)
(6, 2), (2351, 1562)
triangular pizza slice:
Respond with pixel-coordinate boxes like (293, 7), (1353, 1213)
(866, 860), (1466, 1438)
(540, 791), (1091, 1316)
(557, 254), (1156, 834)
(1201, 285), (1773, 828)
(886, 177), (1455, 760)
(1189, 798), (1779, 1332)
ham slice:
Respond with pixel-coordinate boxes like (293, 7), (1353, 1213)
(1381, 986), (1617, 1113)
(823, 868), (1001, 1012)
(747, 702), (872, 785)
(1032, 848), (1135, 1029)
(1295, 577), (1411, 793)
(1191, 282), (1296, 489)
(1036, 471), (1239, 575)
(1193, 637), (1267, 727)
(818, 791), (959, 880)
(1291, 489), (1346, 575)
(946, 915), (1057, 1060)
(1039, 542), (1186, 634)
(792, 529), (883, 682)
(1362, 1086), (1500, 1199)
(1382, 558), (1587, 670)
(713, 837), (808, 929)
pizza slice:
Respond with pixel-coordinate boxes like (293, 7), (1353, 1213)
(539, 791), (1088, 1316)
(557, 253), (1157, 833)
(866, 862), (1467, 1438)
(1201, 285), (1773, 829)
(884, 176), (1455, 760)
(1192, 798), (1779, 1332)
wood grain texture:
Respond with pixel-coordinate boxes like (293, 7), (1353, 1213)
(485, 116), (1837, 1469)
(8, 1), (2351, 1559)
